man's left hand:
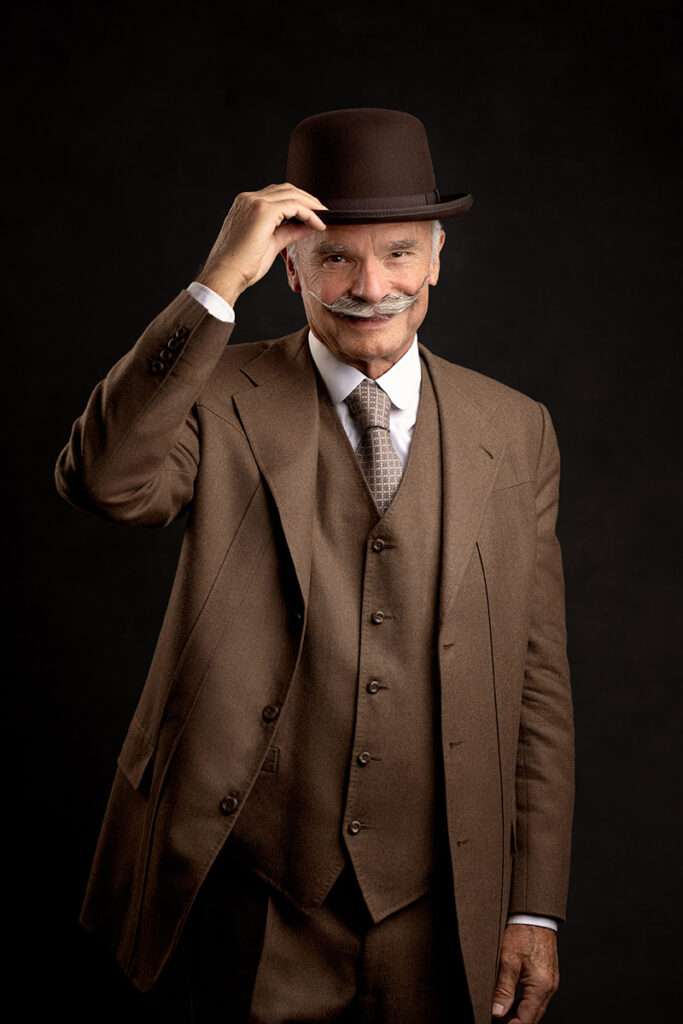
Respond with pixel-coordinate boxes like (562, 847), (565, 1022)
(491, 924), (560, 1023)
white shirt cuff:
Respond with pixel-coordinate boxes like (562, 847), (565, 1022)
(187, 281), (235, 323)
(507, 914), (559, 931)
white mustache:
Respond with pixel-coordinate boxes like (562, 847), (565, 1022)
(304, 274), (429, 318)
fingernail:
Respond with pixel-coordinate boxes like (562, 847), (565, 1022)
(492, 1003), (505, 1016)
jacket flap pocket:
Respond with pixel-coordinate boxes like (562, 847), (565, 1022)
(492, 451), (534, 493)
(116, 716), (156, 791)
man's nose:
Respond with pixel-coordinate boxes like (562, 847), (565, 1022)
(349, 257), (392, 305)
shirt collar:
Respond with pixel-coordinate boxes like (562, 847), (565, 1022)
(307, 327), (421, 411)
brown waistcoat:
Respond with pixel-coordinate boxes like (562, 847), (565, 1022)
(227, 349), (445, 924)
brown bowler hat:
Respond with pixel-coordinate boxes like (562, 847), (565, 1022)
(285, 107), (473, 224)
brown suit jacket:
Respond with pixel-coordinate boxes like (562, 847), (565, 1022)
(54, 287), (575, 1024)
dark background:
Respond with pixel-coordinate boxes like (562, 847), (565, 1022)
(6, 1), (681, 1020)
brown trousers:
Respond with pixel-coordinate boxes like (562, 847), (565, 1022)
(137, 844), (473, 1023)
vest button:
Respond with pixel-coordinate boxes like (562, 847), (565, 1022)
(370, 610), (385, 624)
(219, 794), (240, 815)
(357, 751), (371, 766)
(371, 537), (385, 552)
(262, 704), (280, 722)
(367, 680), (380, 694)
(348, 819), (362, 835)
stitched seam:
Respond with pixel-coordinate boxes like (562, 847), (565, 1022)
(533, 401), (548, 484)
(169, 477), (263, 680)
(492, 478), (534, 493)
(197, 400), (251, 437)
(476, 541), (506, 955)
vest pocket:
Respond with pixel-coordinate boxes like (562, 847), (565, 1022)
(260, 746), (280, 773)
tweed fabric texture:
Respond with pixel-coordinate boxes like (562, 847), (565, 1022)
(345, 379), (403, 514)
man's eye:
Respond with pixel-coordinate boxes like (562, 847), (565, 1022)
(323, 252), (411, 264)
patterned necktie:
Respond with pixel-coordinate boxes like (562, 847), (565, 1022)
(345, 378), (403, 514)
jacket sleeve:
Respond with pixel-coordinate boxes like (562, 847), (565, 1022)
(54, 288), (235, 527)
(509, 401), (575, 921)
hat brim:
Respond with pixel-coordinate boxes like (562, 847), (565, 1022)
(307, 192), (473, 225)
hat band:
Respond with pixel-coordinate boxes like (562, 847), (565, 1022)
(320, 189), (441, 211)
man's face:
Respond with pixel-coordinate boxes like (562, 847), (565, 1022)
(280, 220), (445, 378)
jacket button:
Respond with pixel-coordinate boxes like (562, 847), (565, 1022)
(366, 680), (380, 694)
(150, 359), (164, 373)
(371, 538), (385, 552)
(262, 704), (280, 722)
(370, 610), (385, 624)
(347, 819), (362, 835)
(219, 794), (240, 815)
(357, 751), (371, 766)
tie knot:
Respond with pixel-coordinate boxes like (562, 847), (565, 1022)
(344, 379), (392, 433)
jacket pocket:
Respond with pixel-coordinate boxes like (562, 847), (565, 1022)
(116, 716), (157, 791)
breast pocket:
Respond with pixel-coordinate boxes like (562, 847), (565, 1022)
(491, 451), (534, 494)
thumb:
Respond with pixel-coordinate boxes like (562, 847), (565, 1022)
(492, 956), (520, 1017)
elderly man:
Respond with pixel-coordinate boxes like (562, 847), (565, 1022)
(55, 108), (574, 1024)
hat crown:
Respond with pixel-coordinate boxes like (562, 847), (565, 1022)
(286, 107), (437, 204)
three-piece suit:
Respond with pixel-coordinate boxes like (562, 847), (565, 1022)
(54, 287), (575, 1022)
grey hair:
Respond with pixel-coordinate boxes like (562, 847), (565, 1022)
(287, 218), (443, 269)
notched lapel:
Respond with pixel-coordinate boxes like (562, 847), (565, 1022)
(232, 327), (318, 609)
(419, 346), (509, 636)
(232, 331), (509, 639)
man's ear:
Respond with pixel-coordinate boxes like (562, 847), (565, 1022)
(428, 229), (445, 286)
(280, 248), (302, 294)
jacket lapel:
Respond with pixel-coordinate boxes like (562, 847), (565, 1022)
(233, 327), (319, 607)
(418, 344), (509, 637)
(232, 327), (508, 634)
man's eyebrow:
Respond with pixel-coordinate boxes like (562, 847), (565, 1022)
(314, 238), (421, 254)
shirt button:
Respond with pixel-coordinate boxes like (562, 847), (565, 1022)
(357, 751), (371, 766)
(371, 538), (385, 552)
(367, 680), (380, 694)
(219, 794), (240, 815)
(371, 610), (385, 624)
(262, 704), (280, 722)
(347, 820), (362, 835)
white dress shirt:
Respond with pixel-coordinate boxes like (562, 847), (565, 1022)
(185, 280), (560, 933)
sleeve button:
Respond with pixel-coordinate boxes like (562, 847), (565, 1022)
(150, 359), (164, 373)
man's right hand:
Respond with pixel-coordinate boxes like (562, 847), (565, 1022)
(195, 183), (329, 306)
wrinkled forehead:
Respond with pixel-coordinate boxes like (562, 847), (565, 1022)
(304, 220), (432, 257)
